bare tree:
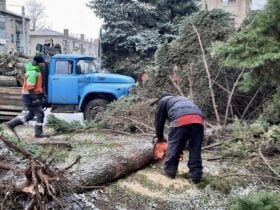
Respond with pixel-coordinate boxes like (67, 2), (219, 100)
(26, 0), (46, 31)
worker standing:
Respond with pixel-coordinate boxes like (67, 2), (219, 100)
(6, 56), (49, 138)
(155, 93), (204, 183)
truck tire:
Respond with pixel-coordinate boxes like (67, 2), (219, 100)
(83, 99), (109, 121)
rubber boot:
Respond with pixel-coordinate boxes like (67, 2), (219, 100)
(35, 125), (49, 138)
(6, 117), (24, 131)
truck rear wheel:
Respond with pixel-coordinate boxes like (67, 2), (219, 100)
(83, 99), (109, 121)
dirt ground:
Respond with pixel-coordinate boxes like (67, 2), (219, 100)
(1, 124), (279, 210)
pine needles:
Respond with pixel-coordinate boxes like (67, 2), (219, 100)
(46, 115), (84, 134)
(229, 192), (280, 210)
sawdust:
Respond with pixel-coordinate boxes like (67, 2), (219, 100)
(138, 171), (191, 189)
(119, 181), (163, 198)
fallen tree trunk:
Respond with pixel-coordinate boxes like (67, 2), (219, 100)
(0, 129), (155, 205)
(69, 126), (231, 189)
(70, 141), (154, 190)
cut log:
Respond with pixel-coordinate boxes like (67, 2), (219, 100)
(0, 76), (18, 87)
(0, 54), (29, 81)
(0, 87), (21, 94)
(63, 128), (229, 188)
(67, 140), (154, 191)
(15, 62), (25, 69)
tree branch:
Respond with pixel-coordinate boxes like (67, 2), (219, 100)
(241, 87), (261, 119)
(192, 23), (221, 125)
(224, 68), (245, 125)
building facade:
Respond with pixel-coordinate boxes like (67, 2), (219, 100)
(29, 28), (98, 57)
(0, 0), (30, 54)
(202, 0), (252, 27)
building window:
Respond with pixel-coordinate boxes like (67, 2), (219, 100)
(0, 15), (5, 40)
(222, 0), (236, 4)
(36, 44), (43, 54)
(11, 34), (14, 42)
(55, 60), (73, 74)
(16, 32), (23, 53)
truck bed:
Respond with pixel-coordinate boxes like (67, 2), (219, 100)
(0, 87), (23, 120)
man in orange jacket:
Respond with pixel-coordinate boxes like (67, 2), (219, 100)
(155, 93), (204, 183)
(6, 56), (48, 138)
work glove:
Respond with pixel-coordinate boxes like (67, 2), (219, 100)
(152, 136), (166, 146)
(29, 90), (41, 107)
(157, 137), (167, 143)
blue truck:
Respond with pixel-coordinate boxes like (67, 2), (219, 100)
(0, 54), (135, 120)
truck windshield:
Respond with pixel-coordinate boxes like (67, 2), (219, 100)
(76, 59), (98, 74)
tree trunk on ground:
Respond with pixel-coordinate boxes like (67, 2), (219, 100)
(70, 142), (154, 191)
(0, 76), (18, 87)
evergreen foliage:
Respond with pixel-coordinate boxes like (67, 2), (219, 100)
(47, 115), (106, 134)
(47, 115), (84, 134)
(229, 192), (280, 210)
(152, 9), (237, 118)
(155, 9), (234, 86)
(212, 0), (280, 123)
(212, 0), (280, 86)
(87, 0), (197, 75)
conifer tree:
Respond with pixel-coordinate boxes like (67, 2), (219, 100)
(87, 0), (197, 75)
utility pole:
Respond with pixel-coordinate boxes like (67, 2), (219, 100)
(22, 6), (26, 54)
(98, 28), (102, 71)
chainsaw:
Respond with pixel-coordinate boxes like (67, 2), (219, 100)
(152, 137), (183, 161)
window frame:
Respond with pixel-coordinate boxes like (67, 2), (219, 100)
(76, 59), (98, 75)
(55, 60), (73, 75)
(11, 34), (14, 43)
(221, 0), (236, 4)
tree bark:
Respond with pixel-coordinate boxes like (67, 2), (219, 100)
(0, 76), (18, 87)
(71, 141), (154, 190)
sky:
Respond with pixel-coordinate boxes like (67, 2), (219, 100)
(6, 0), (267, 40)
(252, 0), (267, 10)
(6, 0), (103, 40)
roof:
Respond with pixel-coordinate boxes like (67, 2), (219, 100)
(0, 9), (30, 20)
(52, 54), (95, 60)
(30, 28), (93, 43)
(30, 28), (62, 36)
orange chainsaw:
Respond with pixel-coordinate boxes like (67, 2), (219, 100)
(153, 137), (183, 161)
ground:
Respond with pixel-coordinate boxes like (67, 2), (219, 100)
(0, 124), (279, 210)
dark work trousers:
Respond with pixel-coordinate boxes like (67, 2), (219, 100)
(164, 124), (204, 178)
(22, 94), (44, 125)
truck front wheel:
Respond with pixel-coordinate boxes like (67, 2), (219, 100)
(83, 99), (109, 120)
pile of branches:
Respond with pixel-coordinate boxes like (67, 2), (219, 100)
(208, 121), (280, 188)
(94, 95), (157, 136)
(0, 53), (31, 86)
(0, 134), (80, 210)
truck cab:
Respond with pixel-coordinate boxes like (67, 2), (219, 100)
(47, 54), (135, 120)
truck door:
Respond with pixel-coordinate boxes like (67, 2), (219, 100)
(49, 60), (79, 104)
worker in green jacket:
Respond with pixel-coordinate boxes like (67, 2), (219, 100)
(6, 56), (48, 138)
